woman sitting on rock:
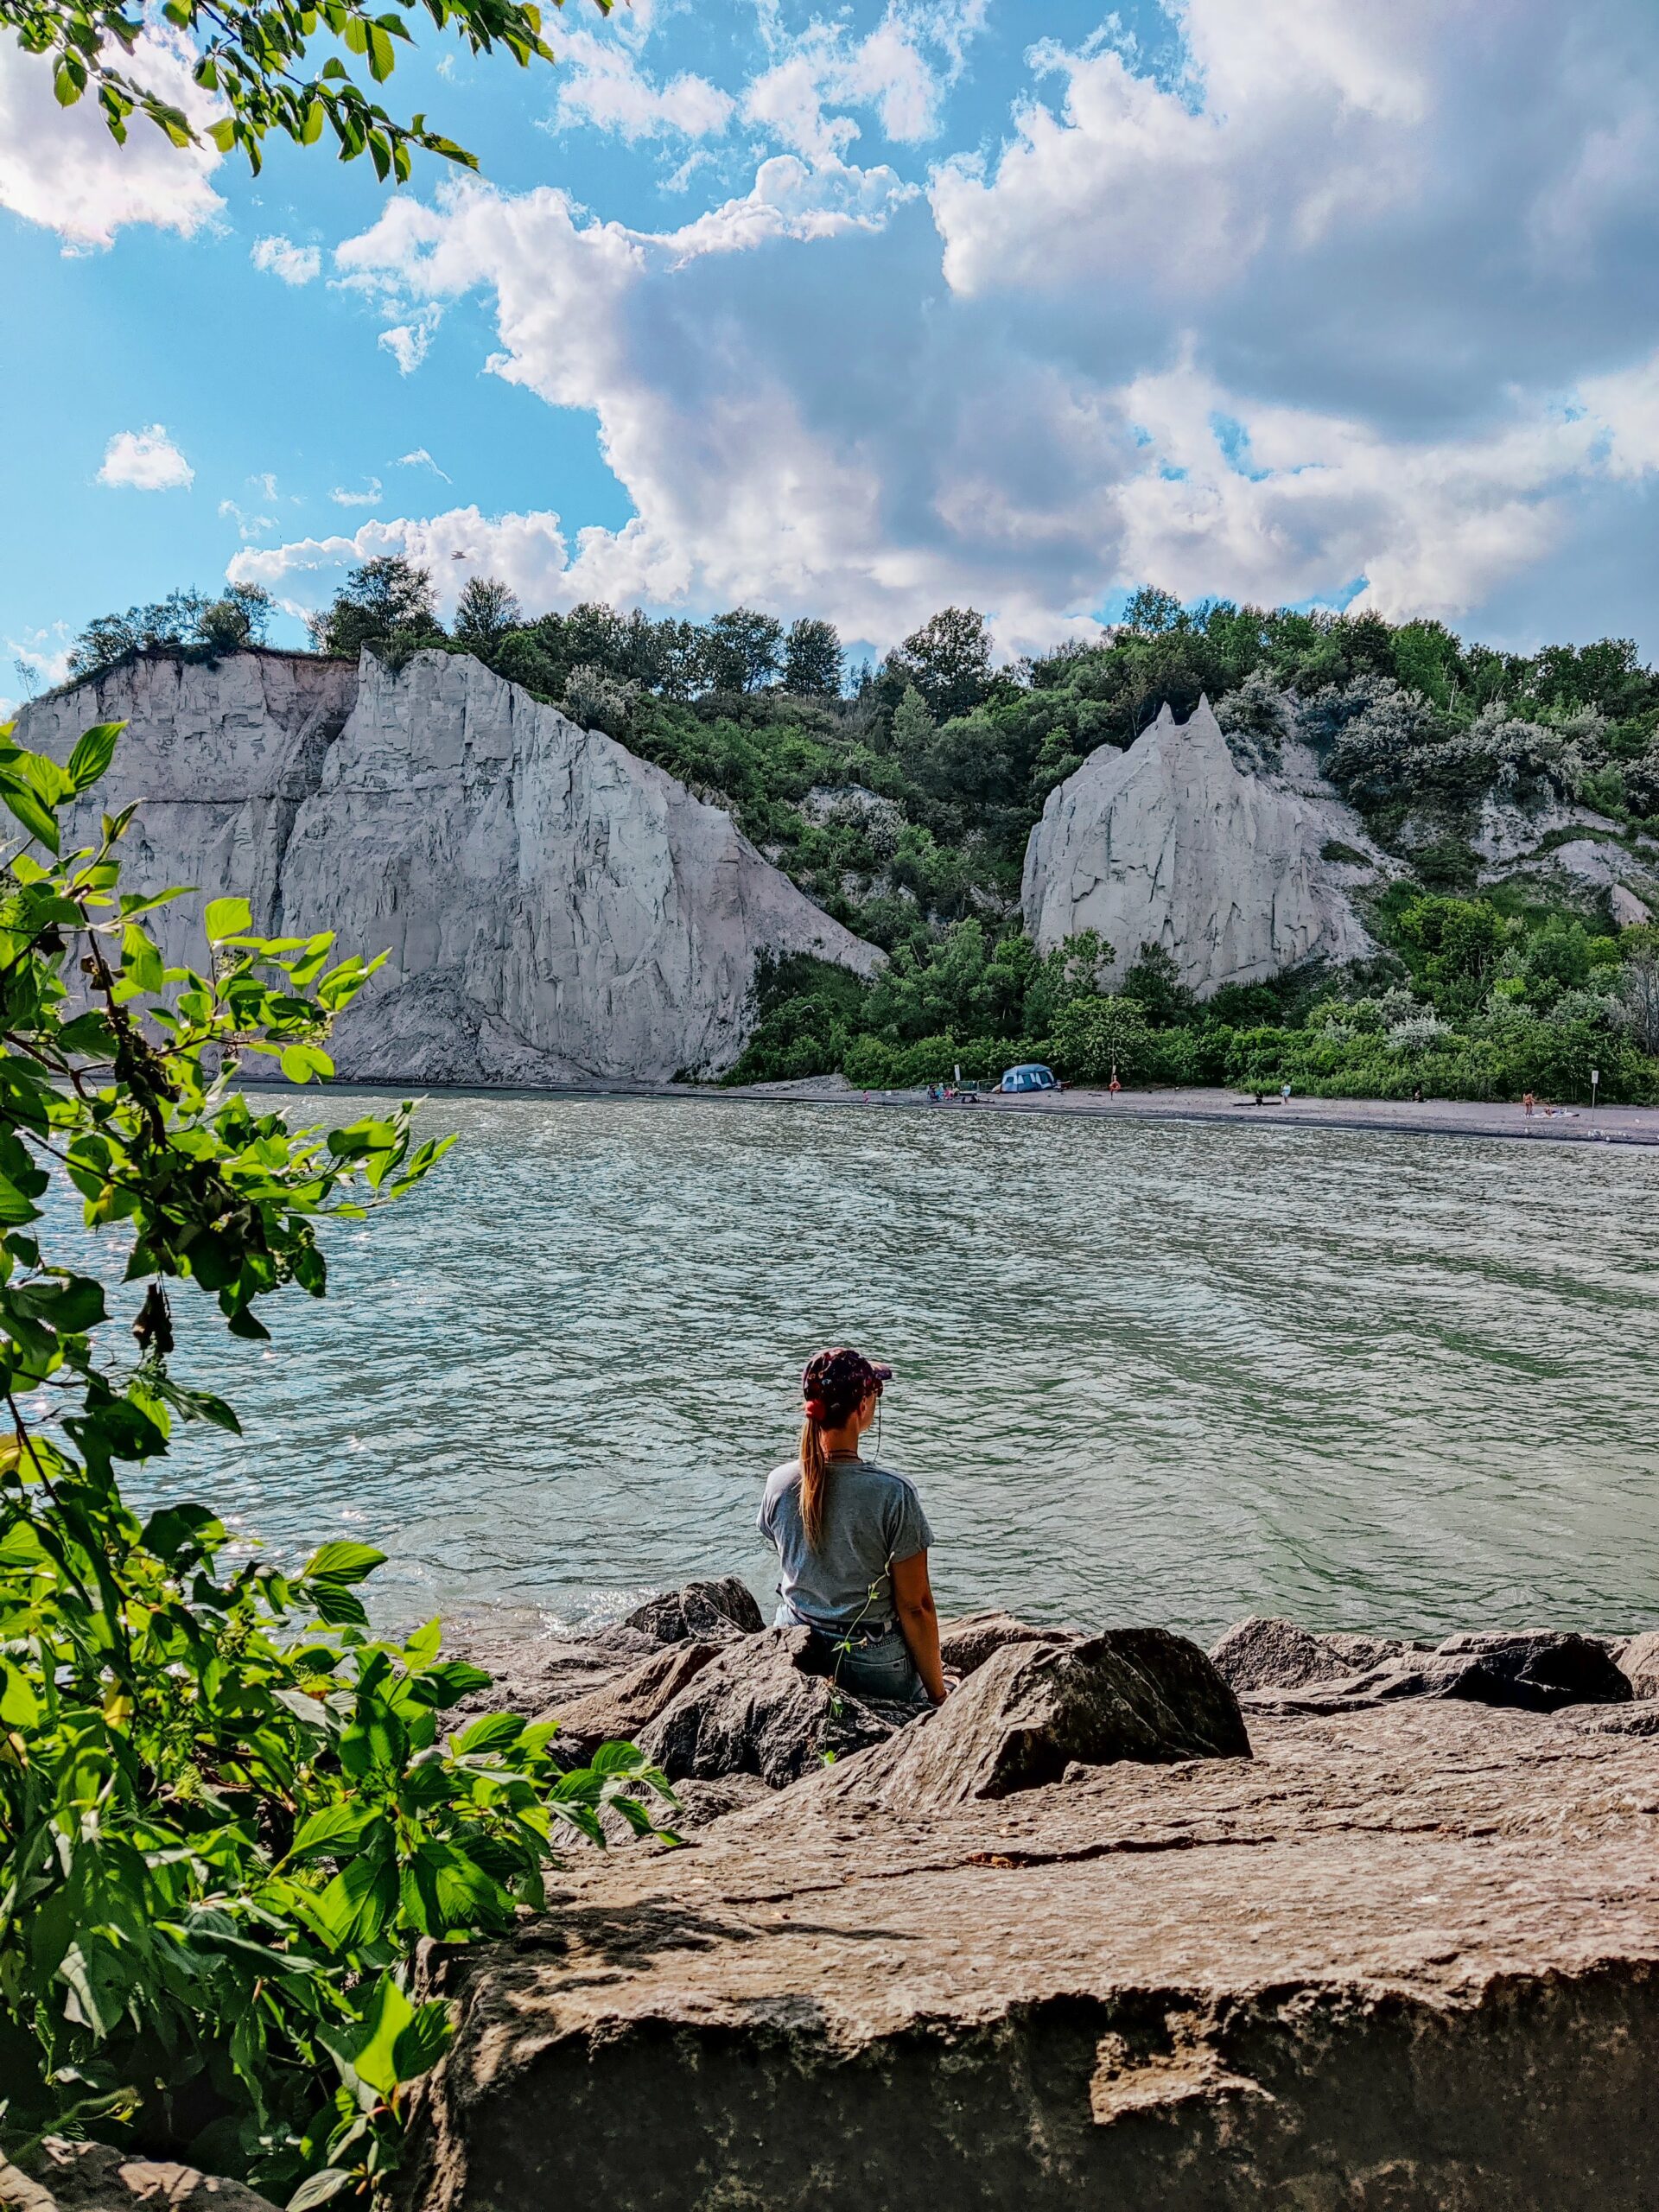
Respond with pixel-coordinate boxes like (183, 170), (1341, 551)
(758, 1346), (947, 1707)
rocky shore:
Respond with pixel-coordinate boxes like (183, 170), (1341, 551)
(406, 1588), (1659, 2212)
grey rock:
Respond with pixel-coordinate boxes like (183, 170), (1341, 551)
(938, 1609), (1076, 1677)
(818, 1629), (1249, 1814)
(609, 1576), (764, 1648)
(1208, 1613), (1410, 1691)
(18, 648), (880, 1086)
(550, 1641), (724, 1761)
(7, 2140), (278, 2211)
(400, 1697), (1659, 2212)
(1244, 1630), (1632, 1717)
(635, 1626), (919, 1787)
(1020, 700), (1382, 994)
(660, 1772), (773, 1831)
(1617, 1628), (1659, 1697)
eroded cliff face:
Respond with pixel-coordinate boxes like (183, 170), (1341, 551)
(18, 649), (881, 1084)
(1021, 697), (1385, 994)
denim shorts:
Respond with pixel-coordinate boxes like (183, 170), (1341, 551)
(776, 1605), (928, 1705)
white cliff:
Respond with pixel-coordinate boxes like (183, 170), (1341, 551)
(18, 648), (881, 1084)
(1020, 697), (1383, 994)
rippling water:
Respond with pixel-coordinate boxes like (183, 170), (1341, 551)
(132, 1093), (1659, 1642)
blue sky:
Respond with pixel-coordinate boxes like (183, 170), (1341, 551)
(3, 0), (1659, 707)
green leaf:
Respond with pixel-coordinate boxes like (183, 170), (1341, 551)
(452, 1713), (524, 1756)
(340, 1973), (412, 2094)
(280, 1042), (334, 1084)
(287, 2171), (355, 2212)
(316, 1849), (397, 1946)
(410, 1658), (493, 1708)
(302, 1540), (387, 1585)
(390, 1998), (454, 2083)
(66, 722), (124, 792)
(205, 895), (252, 942)
(0, 772), (60, 853)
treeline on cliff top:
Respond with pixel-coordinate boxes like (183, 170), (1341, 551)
(60, 563), (1659, 1103)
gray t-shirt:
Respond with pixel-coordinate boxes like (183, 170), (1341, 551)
(758, 1453), (934, 1634)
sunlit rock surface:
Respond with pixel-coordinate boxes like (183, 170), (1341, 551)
(19, 648), (880, 1084)
(1020, 698), (1382, 993)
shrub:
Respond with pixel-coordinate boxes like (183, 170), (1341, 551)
(0, 717), (671, 2205)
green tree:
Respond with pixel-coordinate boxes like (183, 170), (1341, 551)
(7, 0), (613, 181)
(309, 556), (439, 658)
(889, 684), (936, 776)
(1121, 941), (1194, 1028)
(887, 607), (992, 720)
(700, 609), (785, 695)
(68, 586), (273, 678)
(781, 617), (842, 698)
(1052, 995), (1154, 1084)
(0, 715), (671, 2202)
(453, 575), (523, 657)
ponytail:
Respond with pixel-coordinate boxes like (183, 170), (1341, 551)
(799, 1416), (830, 1549)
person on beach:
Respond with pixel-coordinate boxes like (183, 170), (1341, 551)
(1524, 1091), (1535, 1118)
(1109, 1066), (1122, 1101)
(758, 1347), (947, 1706)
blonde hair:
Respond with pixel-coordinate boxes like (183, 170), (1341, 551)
(799, 1415), (830, 1550)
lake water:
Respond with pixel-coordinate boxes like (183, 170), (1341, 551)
(139, 1093), (1659, 1643)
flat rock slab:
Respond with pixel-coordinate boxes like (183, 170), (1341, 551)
(405, 1701), (1659, 2212)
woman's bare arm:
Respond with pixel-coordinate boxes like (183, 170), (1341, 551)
(891, 1550), (947, 1703)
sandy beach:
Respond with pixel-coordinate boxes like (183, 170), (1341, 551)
(722, 1075), (1659, 1147)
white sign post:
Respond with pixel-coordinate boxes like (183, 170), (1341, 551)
(1591, 1067), (1600, 1110)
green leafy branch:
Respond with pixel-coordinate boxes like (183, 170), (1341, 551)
(2, 0), (613, 179)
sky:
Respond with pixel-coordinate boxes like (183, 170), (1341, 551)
(3, 0), (1659, 710)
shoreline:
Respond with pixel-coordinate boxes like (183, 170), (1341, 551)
(284, 1071), (1659, 1148)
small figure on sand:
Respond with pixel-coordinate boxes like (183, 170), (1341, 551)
(1523, 1091), (1535, 1118)
(758, 1348), (946, 1707)
(1281, 1078), (1293, 1106)
(1412, 1084), (1424, 1104)
(1109, 1065), (1122, 1101)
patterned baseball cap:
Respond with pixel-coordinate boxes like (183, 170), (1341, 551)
(800, 1346), (893, 1421)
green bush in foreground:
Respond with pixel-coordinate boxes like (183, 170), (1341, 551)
(0, 719), (670, 2205)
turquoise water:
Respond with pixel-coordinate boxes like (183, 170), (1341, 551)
(128, 1094), (1659, 1641)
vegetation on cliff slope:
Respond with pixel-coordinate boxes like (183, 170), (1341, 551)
(0, 716), (670, 2204)
(64, 564), (1659, 1103)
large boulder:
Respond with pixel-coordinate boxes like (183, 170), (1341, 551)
(19, 649), (881, 1085)
(636, 1627), (919, 1787)
(1020, 700), (1381, 993)
(1243, 1630), (1632, 1717)
(3, 2140), (279, 2210)
(609, 1577), (764, 1648)
(939, 1610), (1074, 1677)
(1209, 1615), (1413, 1692)
(823, 1629), (1249, 1815)
(548, 1642), (725, 1762)
(1617, 1629), (1659, 1698)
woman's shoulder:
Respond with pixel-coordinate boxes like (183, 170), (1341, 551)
(855, 1457), (922, 1497)
(763, 1459), (802, 1499)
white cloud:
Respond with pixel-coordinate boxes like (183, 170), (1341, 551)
(378, 306), (443, 374)
(397, 448), (452, 481)
(329, 477), (384, 508)
(0, 26), (224, 248)
(743, 1), (988, 160)
(218, 498), (275, 541)
(256, 3), (1659, 655)
(98, 424), (194, 492)
(552, 28), (734, 143)
(251, 234), (322, 285)
(228, 507), (572, 613)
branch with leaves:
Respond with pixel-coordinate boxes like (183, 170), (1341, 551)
(0, 718), (672, 2208)
(3, 0), (613, 179)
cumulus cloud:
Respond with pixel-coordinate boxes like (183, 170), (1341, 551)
(551, 29), (734, 143)
(99, 424), (194, 492)
(0, 25), (224, 248)
(329, 477), (384, 508)
(745, 0), (988, 158)
(251, 234), (321, 285)
(250, 0), (1659, 653)
(228, 507), (572, 613)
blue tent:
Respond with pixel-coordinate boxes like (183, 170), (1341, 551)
(1001, 1063), (1058, 1093)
